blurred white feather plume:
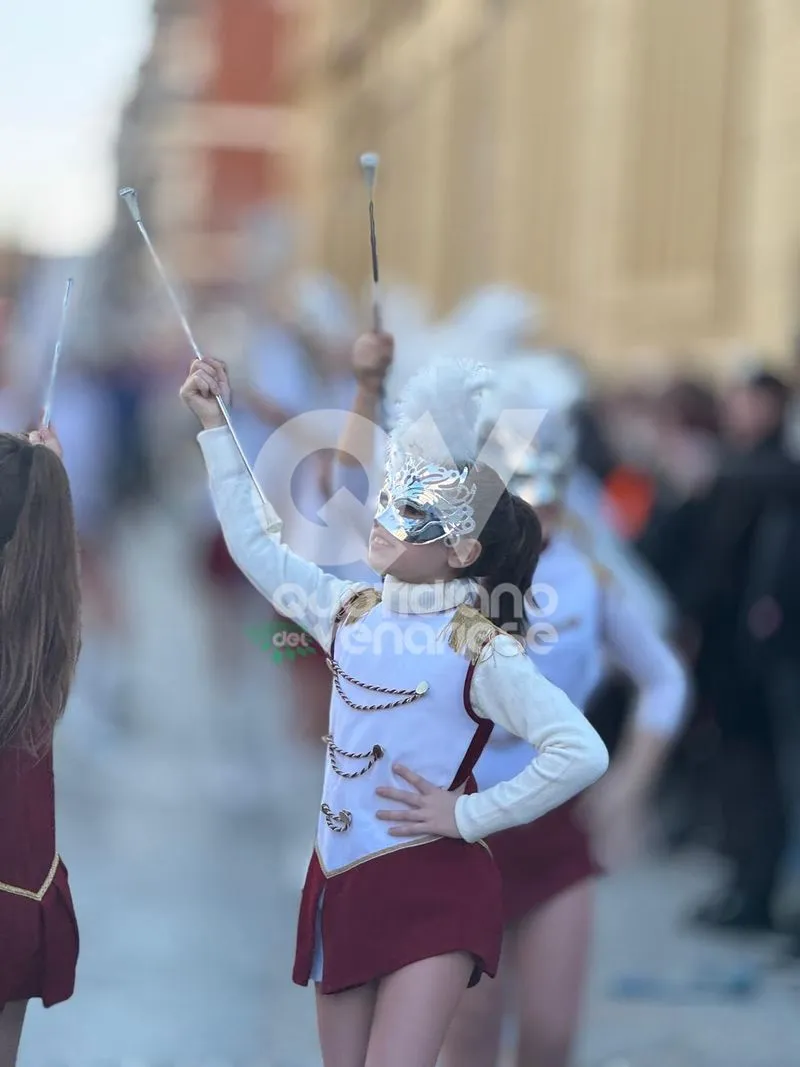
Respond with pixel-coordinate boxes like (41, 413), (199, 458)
(380, 284), (434, 410)
(448, 285), (544, 356)
(391, 359), (493, 466)
(477, 350), (586, 483)
(295, 272), (357, 345)
(480, 350), (587, 425)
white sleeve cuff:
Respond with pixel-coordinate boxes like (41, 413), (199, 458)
(197, 426), (243, 480)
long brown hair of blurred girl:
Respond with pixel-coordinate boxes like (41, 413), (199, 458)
(0, 430), (82, 1067)
(0, 433), (81, 752)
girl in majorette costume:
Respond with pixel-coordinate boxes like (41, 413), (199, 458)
(438, 354), (689, 1067)
(0, 426), (81, 1067)
(180, 346), (608, 1067)
(335, 338), (686, 1067)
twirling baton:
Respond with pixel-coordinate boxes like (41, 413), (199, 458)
(118, 187), (266, 503)
(358, 152), (390, 427)
(41, 277), (74, 429)
(359, 153), (382, 333)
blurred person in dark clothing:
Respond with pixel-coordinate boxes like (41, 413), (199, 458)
(632, 380), (722, 849)
(637, 378), (722, 627)
(650, 370), (800, 935)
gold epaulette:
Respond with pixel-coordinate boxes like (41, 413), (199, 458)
(339, 587), (382, 626)
(443, 604), (507, 664)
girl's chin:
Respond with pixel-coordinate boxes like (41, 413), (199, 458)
(368, 544), (402, 576)
(367, 549), (393, 574)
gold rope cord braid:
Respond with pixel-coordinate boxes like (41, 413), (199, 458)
(321, 804), (353, 832)
(0, 852), (60, 902)
(326, 657), (429, 712)
(322, 734), (385, 778)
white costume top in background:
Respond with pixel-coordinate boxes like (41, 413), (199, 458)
(475, 530), (687, 790)
(198, 427), (608, 849)
(566, 465), (675, 636)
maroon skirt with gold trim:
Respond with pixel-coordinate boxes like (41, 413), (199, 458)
(294, 836), (503, 995)
(0, 746), (79, 1008)
(488, 798), (602, 925)
(0, 859), (79, 1007)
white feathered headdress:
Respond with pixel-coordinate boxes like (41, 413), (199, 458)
(391, 358), (492, 466)
(478, 350), (585, 505)
(374, 358), (493, 544)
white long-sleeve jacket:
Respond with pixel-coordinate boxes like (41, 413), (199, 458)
(199, 428), (609, 846)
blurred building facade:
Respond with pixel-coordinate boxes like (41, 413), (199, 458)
(88, 0), (299, 360)
(291, 0), (800, 374)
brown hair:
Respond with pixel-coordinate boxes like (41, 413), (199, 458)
(0, 434), (81, 753)
(461, 464), (543, 636)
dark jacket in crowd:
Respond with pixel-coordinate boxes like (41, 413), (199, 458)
(640, 434), (800, 725)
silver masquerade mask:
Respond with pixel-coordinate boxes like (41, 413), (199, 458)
(375, 449), (477, 544)
(480, 412), (575, 510)
(377, 357), (491, 545)
(509, 451), (569, 508)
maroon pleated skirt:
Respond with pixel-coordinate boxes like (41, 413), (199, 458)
(294, 836), (503, 995)
(0, 747), (79, 1008)
(0, 859), (79, 1007)
(489, 797), (602, 925)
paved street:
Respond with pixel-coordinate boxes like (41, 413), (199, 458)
(17, 508), (800, 1067)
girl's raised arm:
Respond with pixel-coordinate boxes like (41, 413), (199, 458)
(183, 357), (368, 652)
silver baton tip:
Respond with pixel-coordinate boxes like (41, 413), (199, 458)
(119, 187), (142, 222)
(359, 152), (380, 190)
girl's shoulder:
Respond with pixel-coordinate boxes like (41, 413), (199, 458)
(334, 584), (382, 627)
(444, 604), (524, 666)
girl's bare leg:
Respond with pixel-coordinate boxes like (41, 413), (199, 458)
(0, 1001), (27, 1067)
(439, 943), (508, 1067)
(513, 880), (594, 1067)
(366, 952), (474, 1067)
(316, 981), (377, 1067)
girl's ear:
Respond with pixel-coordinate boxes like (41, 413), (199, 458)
(446, 537), (481, 570)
